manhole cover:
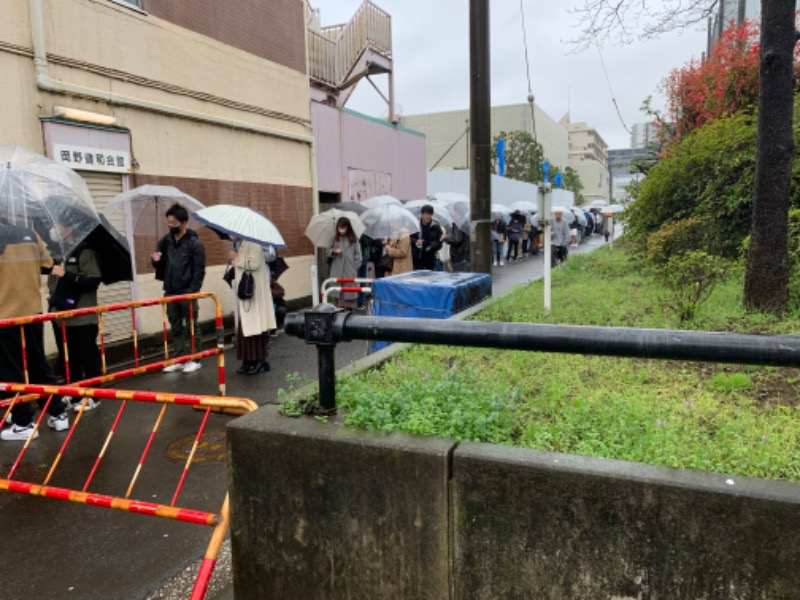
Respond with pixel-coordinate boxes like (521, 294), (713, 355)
(166, 430), (227, 462)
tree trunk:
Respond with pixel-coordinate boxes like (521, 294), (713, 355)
(743, 0), (796, 313)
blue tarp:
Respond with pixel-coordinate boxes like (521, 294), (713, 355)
(369, 270), (492, 352)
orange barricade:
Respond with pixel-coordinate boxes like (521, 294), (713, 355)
(0, 292), (229, 409)
(0, 382), (256, 600)
(0, 293), (250, 598)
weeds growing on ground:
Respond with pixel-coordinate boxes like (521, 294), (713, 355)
(297, 243), (800, 482)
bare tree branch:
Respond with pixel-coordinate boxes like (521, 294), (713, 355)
(567, 0), (720, 52)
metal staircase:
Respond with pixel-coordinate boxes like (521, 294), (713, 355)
(307, 1), (395, 119)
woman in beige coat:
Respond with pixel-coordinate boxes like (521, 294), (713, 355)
(231, 240), (276, 374)
(382, 236), (413, 276)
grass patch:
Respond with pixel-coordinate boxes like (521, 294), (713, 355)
(306, 241), (800, 482)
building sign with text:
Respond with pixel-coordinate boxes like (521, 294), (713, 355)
(43, 120), (132, 174)
(52, 144), (131, 173)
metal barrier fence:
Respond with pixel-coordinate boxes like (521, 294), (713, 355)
(0, 382), (256, 600)
(286, 304), (800, 411)
(320, 277), (373, 305)
(0, 292), (228, 409)
(0, 292), (247, 598)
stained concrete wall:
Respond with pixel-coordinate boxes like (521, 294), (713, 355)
(228, 408), (800, 599)
(227, 406), (454, 600)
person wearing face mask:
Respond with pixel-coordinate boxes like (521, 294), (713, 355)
(47, 218), (103, 411)
(151, 203), (206, 373)
(327, 217), (362, 309)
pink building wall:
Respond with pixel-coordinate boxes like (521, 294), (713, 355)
(312, 102), (427, 201)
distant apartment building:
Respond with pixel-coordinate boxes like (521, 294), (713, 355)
(630, 122), (658, 149)
(608, 148), (648, 203)
(707, 1), (798, 51)
(559, 115), (610, 204)
(402, 103), (569, 174)
(2, 0), (315, 338)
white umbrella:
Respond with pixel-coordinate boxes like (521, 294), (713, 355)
(361, 203), (420, 239)
(509, 200), (538, 215)
(432, 191), (469, 207)
(589, 199), (608, 209)
(552, 206), (576, 224)
(491, 204), (511, 224)
(603, 204), (625, 214)
(193, 204), (286, 248)
(305, 208), (365, 248)
(0, 144), (100, 261)
(569, 207), (587, 227)
(363, 194), (401, 209)
(104, 184), (205, 237)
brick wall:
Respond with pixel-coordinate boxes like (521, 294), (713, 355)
(145, 0), (306, 74)
(133, 174), (313, 274)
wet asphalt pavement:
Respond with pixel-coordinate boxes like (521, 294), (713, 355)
(0, 231), (616, 600)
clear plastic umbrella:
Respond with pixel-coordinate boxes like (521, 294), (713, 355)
(509, 200), (538, 215)
(104, 184), (206, 238)
(552, 206), (576, 224)
(305, 208), (365, 248)
(603, 204), (625, 214)
(569, 207), (587, 227)
(332, 201), (368, 215)
(0, 144), (100, 261)
(403, 200), (453, 233)
(193, 205), (286, 248)
(491, 204), (511, 224)
(361, 203), (420, 240)
(432, 191), (469, 207)
(363, 194), (401, 209)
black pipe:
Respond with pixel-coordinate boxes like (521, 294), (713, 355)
(317, 345), (336, 410)
(285, 313), (800, 367)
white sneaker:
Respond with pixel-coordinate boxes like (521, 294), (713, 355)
(162, 363), (183, 373)
(182, 361), (202, 373)
(493, 261), (498, 266)
(47, 413), (70, 432)
(499, 261), (504, 266)
(1, 422), (38, 441)
(72, 398), (101, 412)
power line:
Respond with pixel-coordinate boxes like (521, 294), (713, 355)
(596, 44), (632, 137)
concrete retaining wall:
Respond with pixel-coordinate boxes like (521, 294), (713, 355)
(228, 408), (800, 599)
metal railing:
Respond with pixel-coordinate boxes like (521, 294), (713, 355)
(285, 305), (800, 411)
(308, 0), (392, 88)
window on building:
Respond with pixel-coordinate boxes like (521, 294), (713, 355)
(111, 0), (143, 9)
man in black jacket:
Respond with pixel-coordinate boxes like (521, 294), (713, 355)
(411, 205), (443, 271)
(151, 203), (206, 373)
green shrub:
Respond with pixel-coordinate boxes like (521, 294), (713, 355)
(657, 250), (731, 322)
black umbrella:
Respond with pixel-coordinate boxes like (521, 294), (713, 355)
(79, 214), (133, 285)
(269, 255), (289, 281)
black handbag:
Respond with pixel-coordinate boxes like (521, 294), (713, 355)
(237, 271), (255, 300)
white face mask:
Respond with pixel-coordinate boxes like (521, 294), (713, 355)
(49, 227), (62, 243)
(338, 228), (347, 235)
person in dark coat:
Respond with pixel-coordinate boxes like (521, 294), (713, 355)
(410, 205), (443, 271)
(151, 203), (206, 373)
(506, 210), (526, 262)
(442, 223), (470, 272)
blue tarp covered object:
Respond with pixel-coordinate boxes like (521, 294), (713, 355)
(369, 270), (492, 352)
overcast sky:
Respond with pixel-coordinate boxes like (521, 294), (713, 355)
(310, 0), (709, 150)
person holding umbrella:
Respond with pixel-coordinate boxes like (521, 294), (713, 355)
(327, 217), (362, 309)
(0, 219), (71, 440)
(47, 211), (103, 411)
(229, 238), (275, 374)
(151, 203), (206, 373)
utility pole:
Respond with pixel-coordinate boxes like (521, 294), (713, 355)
(469, 0), (491, 279)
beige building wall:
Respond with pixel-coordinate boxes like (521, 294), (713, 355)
(402, 103), (569, 173)
(1, 0), (315, 338)
(559, 115), (610, 204)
